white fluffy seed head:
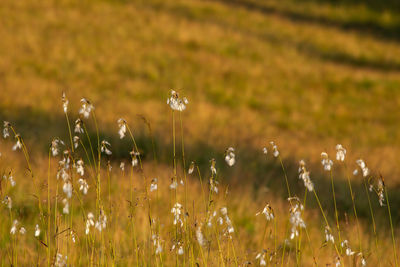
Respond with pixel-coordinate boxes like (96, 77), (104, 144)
(35, 224), (41, 237)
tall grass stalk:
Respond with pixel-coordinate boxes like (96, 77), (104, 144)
(278, 155), (291, 198)
(344, 165), (362, 252)
(383, 179), (398, 267)
(47, 148), (52, 267)
(312, 190), (342, 264)
(363, 178), (379, 265)
(329, 170), (342, 253)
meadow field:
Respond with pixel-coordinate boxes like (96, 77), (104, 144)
(0, 0), (399, 266)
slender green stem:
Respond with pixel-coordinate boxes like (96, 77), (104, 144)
(130, 164), (139, 267)
(126, 123), (153, 257)
(213, 226), (225, 267)
(384, 184), (398, 267)
(65, 112), (74, 153)
(196, 166), (207, 213)
(172, 110), (177, 178)
(297, 190), (308, 266)
(280, 220), (289, 267)
(47, 148), (52, 267)
(344, 165), (362, 252)
(230, 238), (238, 267)
(83, 124), (97, 171)
(363, 178), (379, 266)
(178, 112), (190, 260)
(274, 219), (277, 267)
(329, 170), (342, 252)
(278, 156), (291, 198)
(312, 190), (342, 264)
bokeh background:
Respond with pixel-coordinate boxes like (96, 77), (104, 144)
(1, 0), (400, 247)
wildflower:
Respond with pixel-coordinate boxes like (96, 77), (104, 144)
(101, 140), (112, 155)
(130, 149), (139, 166)
(19, 227), (26, 235)
(75, 159), (84, 176)
(35, 224), (40, 237)
(79, 98), (94, 119)
(210, 178), (219, 194)
(95, 209), (107, 232)
(177, 245), (184, 255)
(3, 121), (11, 138)
(220, 207), (234, 235)
(62, 198), (69, 214)
(57, 167), (69, 182)
(73, 136), (79, 149)
(152, 234), (163, 254)
(63, 181), (73, 199)
(78, 178), (89, 195)
(167, 90), (188, 111)
(12, 134), (22, 151)
(298, 159), (306, 173)
(341, 240), (355, 256)
(289, 203), (306, 239)
(171, 202), (184, 227)
(321, 152), (333, 171)
(55, 253), (67, 267)
(117, 118), (127, 139)
(85, 212), (95, 235)
(60, 152), (70, 170)
(150, 178), (158, 192)
(324, 226), (334, 244)
(224, 147), (235, 166)
(298, 160), (314, 192)
(360, 255), (367, 266)
(74, 119), (84, 134)
(262, 147), (268, 155)
(62, 92), (68, 114)
(335, 256), (341, 267)
(270, 141), (279, 157)
(196, 223), (205, 246)
(256, 250), (267, 266)
(171, 242), (184, 255)
(188, 161), (195, 174)
(120, 162), (125, 171)
(356, 159), (370, 177)
(51, 138), (64, 156)
(207, 211), (217, 227)
(6, 172), (16, 187)
(71, 230), (76, 243)
(256, 204), (274, 221)
(10, 220), (18, 235)
(169, 179), (178, 190)
(210, 158), (217, 175)
(336, 144), (346, 161)
(377, 177), (385, 206)
(2, 196), (12, 209)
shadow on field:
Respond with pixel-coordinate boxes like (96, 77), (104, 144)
(143, 0), (400, 73)
(303, 0), (400, 13)
(1, 106), (399, 232)
(212, 0), (400, 42)
(292, 41), (400, 72)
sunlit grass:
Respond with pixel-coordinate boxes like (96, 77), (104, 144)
(1, 0), (400, 180)
(0, 93), (398, 266)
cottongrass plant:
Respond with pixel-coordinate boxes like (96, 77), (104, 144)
(0, 91), (398, 267)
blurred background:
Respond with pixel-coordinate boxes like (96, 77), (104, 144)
(1, 0), (400, 222)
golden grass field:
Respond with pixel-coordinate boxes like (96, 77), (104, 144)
(0, 0), (399, 266)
